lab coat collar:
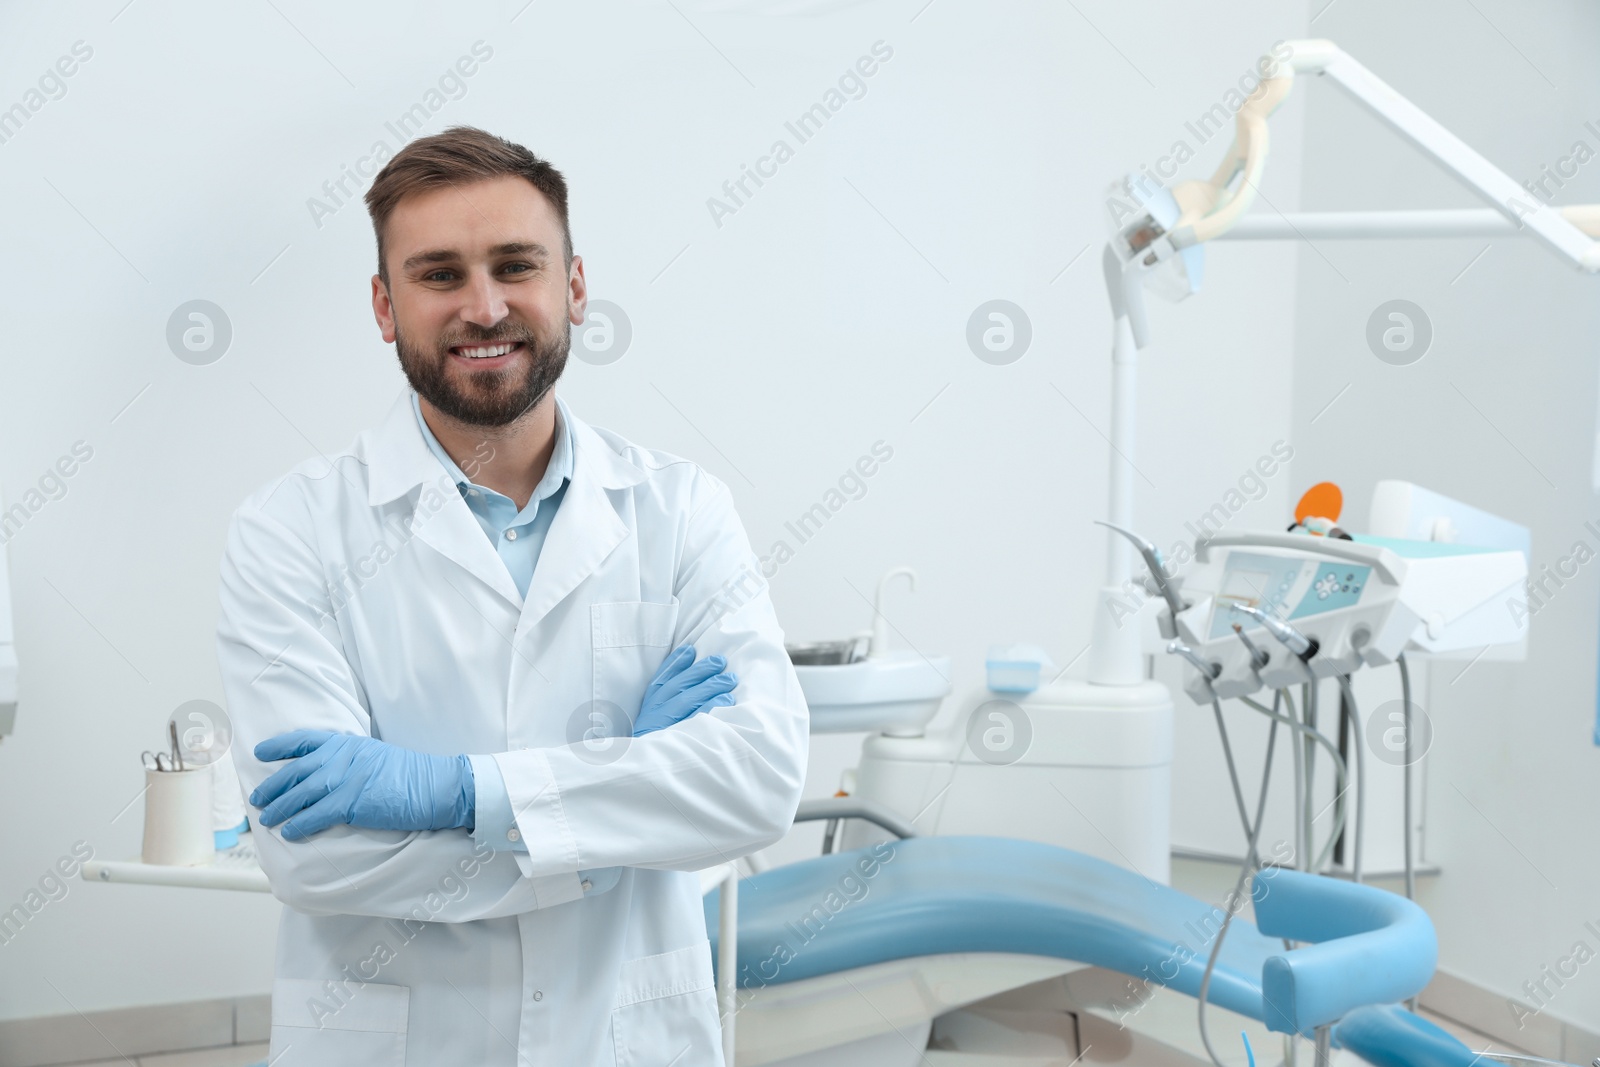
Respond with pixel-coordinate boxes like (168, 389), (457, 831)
(408, 389), (576, 508)
(362, 387), (647, 617)
(365, 388), (645, 507)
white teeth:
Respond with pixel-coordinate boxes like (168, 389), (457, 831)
(458, 343), (516, 359)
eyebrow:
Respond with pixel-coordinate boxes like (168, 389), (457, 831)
(401, 241), (552, 273)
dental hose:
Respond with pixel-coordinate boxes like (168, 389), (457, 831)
(1288, 686), (1305, 871)
(1301, 682), (1315, 874)
(1197, 695), (1279, 1067)
(1398, 653), (1415, 901)
(1398, 652), (1417, 1012)
(1199, 691), (1350, 1067)
(1335, 675), (1365, 885)
(1210, 695), (1255, 846)
(1239, 693), (1351, 873)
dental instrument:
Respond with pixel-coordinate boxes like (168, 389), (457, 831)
(1233, 622), (1270, 672)
(1229, 602), (1317, 661)
(142, 722), (187, 774)
(1098, 519), (1187, 628)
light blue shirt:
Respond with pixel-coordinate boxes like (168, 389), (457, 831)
(412, 392), (607, 887)
(411, 390), (572, 602)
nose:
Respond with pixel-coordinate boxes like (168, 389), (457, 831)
(458, 270), (509, 330)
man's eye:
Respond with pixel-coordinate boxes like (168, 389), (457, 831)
(502, 262), (535, 276)
(425, 270), (456, 283)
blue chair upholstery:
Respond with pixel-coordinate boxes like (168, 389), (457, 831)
(1334, 1005), (1482, 1067)
(707, 836), (1436, 1040)
(1255, 865), (1437, 1034)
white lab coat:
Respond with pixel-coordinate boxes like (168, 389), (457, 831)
(216, 390), (808, 1066)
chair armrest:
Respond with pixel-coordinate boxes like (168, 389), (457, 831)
(1252, 868), (1437, 1035)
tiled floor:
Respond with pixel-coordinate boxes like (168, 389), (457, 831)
(1090, 990), (1536, 1067)
(53, 1045), (267, 1067)
(39, 996), (1539, 1067)
(1414, 1008), (1540, 1063)
(40, 1017), (1536, 1062)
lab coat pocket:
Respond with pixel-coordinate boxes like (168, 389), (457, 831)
(592, 599), (680, 729)
(611, 941), (723, 1067)
(269, 978), (408, 1067)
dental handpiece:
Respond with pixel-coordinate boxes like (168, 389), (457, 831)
(1094, 520), (1186, 621)
(1229, 602), (1317, 660)
(1167, 639), (1221, 680)
(1231, 623), (1270, 671)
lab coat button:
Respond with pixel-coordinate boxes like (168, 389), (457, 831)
(507, 828), (521, 843)
(533, 990), (543, 1002)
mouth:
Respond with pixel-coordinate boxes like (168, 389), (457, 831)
(448, 340), (526, 368)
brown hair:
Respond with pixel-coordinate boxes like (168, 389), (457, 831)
(363, 125), (572, 284)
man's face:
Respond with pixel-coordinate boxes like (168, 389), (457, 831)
(371, 175), (586, 427)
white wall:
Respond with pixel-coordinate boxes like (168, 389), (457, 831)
(1286, 0), (1600, 1037)
(0, 0), (1308, 1020)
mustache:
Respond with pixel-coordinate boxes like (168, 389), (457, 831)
(438, 325), (536, 349)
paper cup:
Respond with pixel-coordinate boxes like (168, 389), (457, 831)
(141, 767), (216, 867)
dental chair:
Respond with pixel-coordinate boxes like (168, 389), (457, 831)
(704, 802), (1482, 1067)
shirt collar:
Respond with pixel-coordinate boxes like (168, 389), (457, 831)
(363, 387), (644, 508)
(409, 390), (575, 504)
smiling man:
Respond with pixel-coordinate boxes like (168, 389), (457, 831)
(215, 126), (808, 1066)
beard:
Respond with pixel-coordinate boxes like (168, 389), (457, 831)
(395, 313), (570, 428)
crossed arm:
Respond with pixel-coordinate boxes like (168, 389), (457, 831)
(216, 472), (808, 920)
(247, 644), (737, 840)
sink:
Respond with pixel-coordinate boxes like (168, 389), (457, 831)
(794, 650), (953, 735)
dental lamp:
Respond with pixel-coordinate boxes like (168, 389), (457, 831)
(1086, 37), (1600, 688)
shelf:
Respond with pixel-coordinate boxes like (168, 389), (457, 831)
(81, 841), (735, 897)
(80, 838), (271, 893)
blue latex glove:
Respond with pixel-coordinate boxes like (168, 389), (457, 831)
(250, 730), (475, 842)
(633, 644), (738, 736)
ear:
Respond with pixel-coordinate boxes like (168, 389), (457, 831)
(567, 254), (587, 325)
(372, 274), (397, 343)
